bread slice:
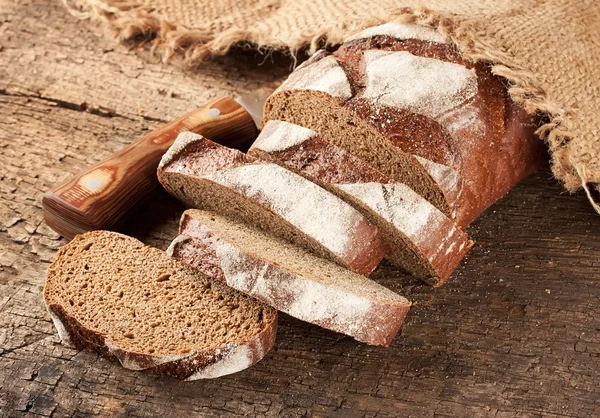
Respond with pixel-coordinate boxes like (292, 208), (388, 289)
(262, 22), (543, 227)
(250, 120), (473, 286)
(44, 231), (277, 380)
(168, 210), (411, 346)
(157, 132), (387, 276)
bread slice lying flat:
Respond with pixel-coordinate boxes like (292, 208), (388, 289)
(44, 231), (277, 380)
(250, 120), (473, 286)
(157, 132), (387, 276)
(168, 210), (411, 346)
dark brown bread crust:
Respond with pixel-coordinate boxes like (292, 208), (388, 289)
(170, 211), (411, 346)
(46, 302), (277, 379)
(336, 36), (545, 226)
(250, 121), (473, 286)
(263, 34), (545, 227)
(157, 133), (388, 276)
(44, 231), (278, 380)
(336, 37), (470, 166)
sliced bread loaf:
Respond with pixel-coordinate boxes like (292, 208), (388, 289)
(168, 209), (411, 346)
(157, 132), (387, 276)
(263, 49), (456, 220)
(250, 120), (473, 286)
(262, 22), (543, 227)
(44, 231), (277, 380)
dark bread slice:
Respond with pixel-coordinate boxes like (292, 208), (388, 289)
(168, 210), (411, 346)
(157, 132), (387, 276)
(44, 231), (277, 380)
(262, 22), (544, 227)
(250, 120), (473, 286)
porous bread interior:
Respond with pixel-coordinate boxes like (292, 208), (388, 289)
(44, 231), (275, 357)
(250, 148), (439, 283)
(262, 90), (451, 217)
(160, 168), (355, 271)
(183, 210), (409, 305)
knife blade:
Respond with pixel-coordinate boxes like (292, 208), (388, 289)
(43, 89), (272, 240)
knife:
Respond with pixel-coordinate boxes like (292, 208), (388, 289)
(43, 90), (270, 240)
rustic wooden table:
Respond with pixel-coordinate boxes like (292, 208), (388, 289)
(1, 1), (599, 417)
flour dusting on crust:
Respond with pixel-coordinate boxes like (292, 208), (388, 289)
(276, 55), (352, 100)
(346, 22), (449, 44)
(159, 132), (205, 169)
(186, 344), (253, 380)
(337, 182), (437, 245)
(213, 238), (380, 340)
(414, 155), (463, 199)
(205, 163), (363, 256)
(214, 239), (268, 294)
(253, 120), (317, 153)
(48, 309), (75, 348)
(284, 280), (373, 336)
(439, 102), (485, 137)
(361, 50), (478, 119)
(437, 101), (488, 166)
(430, 225), (472, 262)
(104, 340), (190, 371)
(337, 182), (470, 270)
(165, 234), (192, 258)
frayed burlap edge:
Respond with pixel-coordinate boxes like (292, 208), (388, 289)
(388, 8), (595, 213)
(62, 0), (600, 213)
(61, 0), (322, 63)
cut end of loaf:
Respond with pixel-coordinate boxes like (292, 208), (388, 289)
(44, 230), (277, 379)
(262, 89), (453, 218)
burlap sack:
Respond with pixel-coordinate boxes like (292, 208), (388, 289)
(64, 0), (600, 212)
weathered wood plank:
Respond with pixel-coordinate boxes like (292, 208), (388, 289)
(0, 0), (598, 417)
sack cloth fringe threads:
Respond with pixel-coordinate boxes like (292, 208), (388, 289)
(62, 0), (600, 214)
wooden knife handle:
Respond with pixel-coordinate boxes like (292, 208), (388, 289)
(43, 97), (258, 240)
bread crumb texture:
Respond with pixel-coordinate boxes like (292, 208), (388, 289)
(44, 231), (276, 379)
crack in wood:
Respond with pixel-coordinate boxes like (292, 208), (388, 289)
(0, 334), (53, 358)
(0, 88), (164, 123)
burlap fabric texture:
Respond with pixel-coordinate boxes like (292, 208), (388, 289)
(65, 0), (600, 212)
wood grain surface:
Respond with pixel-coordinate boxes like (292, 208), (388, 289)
(0, 1), (599, 417)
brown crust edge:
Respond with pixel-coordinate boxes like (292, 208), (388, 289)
(45, 300), (277, 380)
(171, 211), (411, 346)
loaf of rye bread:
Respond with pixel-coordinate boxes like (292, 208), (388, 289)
(250, 120), (473, 286)
(262, 21), (545, 227)
(157, 132), (387, 276)
(168, 210), (411, 346)
(44, 231), (277, 380)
